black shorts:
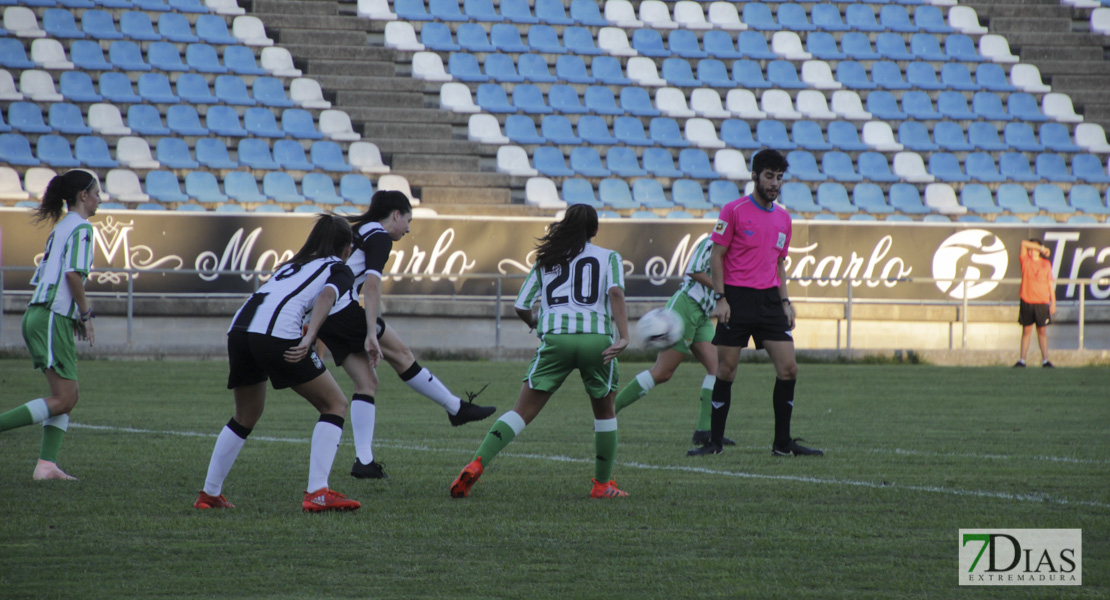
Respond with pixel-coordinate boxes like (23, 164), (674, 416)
(226, 330), (326, 390)
(1018, 301), (1051, 328)
(713, 286), (793, 350)
(317, 302), (386, 366)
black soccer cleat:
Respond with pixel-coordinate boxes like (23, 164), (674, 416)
(772, 438), (824, 457)
(692, 430), (736, 447)
(687, 442), (723, 457)
(449, 383), (496, 427)
(351, 459), (388, 479)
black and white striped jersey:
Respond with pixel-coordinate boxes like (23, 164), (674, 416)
(229, 256), (355, 340)
(331, 221), (392, 314)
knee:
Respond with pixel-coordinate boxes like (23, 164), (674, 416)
(651, 369), (674, 385)
(716, 363), (738, 381)
(778, 363), (799, 380)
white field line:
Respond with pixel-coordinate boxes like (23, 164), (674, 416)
(70, 423), (1110, 510)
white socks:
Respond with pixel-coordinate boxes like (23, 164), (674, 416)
(350, 397), (376, 464)
(307, 416), (343, 493)
(404, 367), (462, 415)
(203, 424), (248, 496)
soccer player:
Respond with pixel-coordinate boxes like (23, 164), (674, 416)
(450, 204), (631, 499)
(688, 149), (823, 457)
(0, 170), (99, 481)
(317, 191), (495, 480)
(613, 235), (736, 449)
(1014, 239), (1056, 368)
(194, 214), (362, 512)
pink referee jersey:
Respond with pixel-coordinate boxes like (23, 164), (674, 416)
(710, 196), (792, 289)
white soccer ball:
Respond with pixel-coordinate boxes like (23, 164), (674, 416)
(636, 308), (683, 350)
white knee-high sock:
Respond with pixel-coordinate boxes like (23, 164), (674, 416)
(400, 362), (462, 415)
(203, 419), (251, 496)
(307, 415), (344, 493)
(350, 394), (376, 464)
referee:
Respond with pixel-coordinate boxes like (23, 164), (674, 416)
(689, 149), (823, 457)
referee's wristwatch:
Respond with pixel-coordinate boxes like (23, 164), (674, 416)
(713, 292), (725, 301)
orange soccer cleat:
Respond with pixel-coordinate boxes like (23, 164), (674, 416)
(449, 457), (484, 498)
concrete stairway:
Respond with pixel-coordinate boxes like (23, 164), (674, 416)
(244, 0), (541, 215)
(965, 0), (1110, 125)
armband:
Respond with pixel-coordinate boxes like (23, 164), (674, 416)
(781, 299), (791, 305)
(80, 309), (94, 322)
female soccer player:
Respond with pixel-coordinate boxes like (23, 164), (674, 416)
(612, 235), (735, 449)
(450, 204), (631, 499)
(317, 191), (494, 480)
(0, 170), (99, 481)
(194, 214), (362, 512)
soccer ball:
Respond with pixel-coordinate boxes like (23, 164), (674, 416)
(636, 308), (684, 350)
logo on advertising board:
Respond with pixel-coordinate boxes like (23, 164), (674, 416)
(932, 230), (1009, 300)
(959, 529), (1081, 586)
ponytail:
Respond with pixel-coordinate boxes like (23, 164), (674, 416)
(33, 169), (97, 225)
(349, 190), (411, 229)
(284, 213), (353, 267)
(533, 204), (599, 270)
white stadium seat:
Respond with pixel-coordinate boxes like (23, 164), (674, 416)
(685, 118), (726, 149)
(862, 121), (904, 152)
(525, 177), (568, 209)
(89, 104), (133, 136)
(412, 51), (452, 82)
(105, 169), (151, 203)
(639, 1), (678, 29)
(726, 89), (767, 119)
(468, 114), (510, 145)
(795, 90), (837, 120)
(892, 152), (935, 183)
(0, 166), (30, 201)
(290, 78), (332, 109)
(31, 39), (74, 70)
(320, 110), (361, 141)
(980, 35), (1019, 63)
(1043, 93), (1083, 123)
(761, 90), (802, 120)
(4, 6), (46, 38)
(605, 0), (644, 28)
(690, 88), (731, 119)
(440, 82), (479, 113)
(260, 47), (302, 77)
(1075, 123), (1110, 153)
(376, 174), (419, 205)
(655, 87), (695, 117)
(20, 70), (63, 102)
(497, 145), (539, 177)
(1010, 64), (1051, 93)
(116, 137), (161, 169)
(673, 2), (712, 30)
(357, 0), (397, 20)
(924, 183), (968, 214)
(707, 2), (748, 31)
(831, 90), (872, 120)
(598, 28), (637, 57)
(232, 16), (274, 47)
(948, 7), (988, 35)
(348, 141), (391, 173)
(385, 21), (424, 51)
(714, 149), (751, 180)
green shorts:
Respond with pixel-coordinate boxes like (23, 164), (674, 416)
(664, 292), (715, 355)
(523, 333), (619, 399)
(22, 304), (79, 381)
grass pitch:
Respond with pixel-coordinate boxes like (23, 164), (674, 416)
(0, 359), (1107, 599)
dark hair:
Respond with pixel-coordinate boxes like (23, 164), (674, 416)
(534, 204), (599, 270)
(33, 169), (97, 225)
(1029, 238), (1044, 246)
(349, 190), (411, 228)
(751, 149), (789, 178)
(284, 214), (353, 267)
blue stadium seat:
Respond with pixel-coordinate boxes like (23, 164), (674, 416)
(120, 11), (160, 41)
(1072, 154), (1110, 183)
(149, 42), (188, 72)
(1039, 123), (1080, 153)
(253, 77), (295, 108)
(841, 32), (880, 60)
(535, 0), (574, 25)
(43, 9), (84, 39)
(812, 3), (850, 31)
(176, 73), (217, 105)
(1000, 152), (1039, 182)
(630, 210), (661, 220)
(836, 61), (875, 90)
(966, 152), (1007, 183)
(196, 14), (238, 45)
(720, 120), (760, 149)
(146, 171), (189, 204)
(822, 151), (862, 182)
(731, 60), (770, 89)
(549, 84), (588, 114)
(456, 24), (494, 53)
(737, 31), (777, 59)
(767, 61), (805, 89)
(157, 12), (199, 43)
(915, 5), (953, 33)
(613, 116), (651, 146)
(577, 116), (616, 145)
(678, 149), (718, 179)
(420, 22), (459, 51)
(607, 147), (648, 177)
(37, 135), (80, 168)
(669, 30), (707, 59)
(133, 0), (172, 12)
(867, 90), (907, 119)
(302, 173), (343, 204)
(1003, 122), (1044, 152)
(643, 148), (684, 178)
(897, 121), (937, 151)
(946, 34), (984, 62)
(214, 75), (254, 106)
(563, 26), (603, 55)
(1033, 184), (1076, 214)
(972, 92), (1011, 121)
(534, 146), (574, 176)
(476, 83), (514, 113)
(73, 136), (116, 168)
(109, 40), (151, 71)
(463, 0), (499, 21)
(263, 172), (305, 204)
(941, 63), (980, 91)
(967, 122), (1008, 151)
(1035, 154), (1076, 183)
(513, 84), (553, 114)
(703, 30), (742, 59)
(561, 179), (601, 208)
(555, 55), (594, 84)
(827, 121), (868, 151)
(648, 117), (688, 147)
(620, 87), (660, 117)
(156, 138), (199, 169)
(186, 171), (230, 205)
(395, 0), (433, 21)
(662, 58), (699, 87)
(281, 108), (322, 139)
(486, 53), (524, 83)
(1070, 184), (1110, 213)
(902, 91), (941, 120)
(632, 179), (670, 209)
(505, 115), (545, 144)
(696, 59), (733, 88)
(879, 5), (918, 33)
(631, 28), (669, 58)
(185, 44), (228, 74)
(996, 184), (1037, 214)
(501, 0), (540, 24)
(871, 61), (911, 90)
(83, 10), (124, 40)
(853, 182), (894, 214)
(70, 40), (112, 71)
(205, 105), (246, 137)
(906, 62), (944, 91)
(340, 174), (374, 205)
(743, 3), (780, 31)
(845, 5), (884, 32)
(757, 120), (797, 150)
(592, 56), (631, 85)
(127, 104), (170, 136)
(816, 182), (858, 213)
(8, 102), (51, 134)
(519, 54), (557, 83)
(491, 23), (529, 53)
(708, 180), (741, 207)
(792, 120), (833, 151)
(889, 183), (929, 214)
(806, 32), (845, 60)
(934, 121), (973, 152)
(780, 182), (822, 213)
(778, 3), (815, 31)
(597, 178), (638, 209)
(937, 91), (976, 120)
(785, 150), (825, 181)
(529, 25), (565, 54)
(672, 179), (713, 209)
(137, 73), (179, 103)
(0, 39), (35, 69)
(541, 115), (580, 145)
(430, 0), (468, 22)
(960, 184), (1003, 214)
(929, 153), (969, 182)
(448, 53), (486, 82)
(569, 0), (607, 26)
(166, 104), (209, 136)
(976, 64), (1016, 92)
(1008, 93), (1047, 122)
(875, 33), (914, 61)
(240, 108), (281, 138)
(909, 33), (947, 62)
(274, 139), (315, 171)
(195, 137), (239, 169)
(569, 147), (611, 177)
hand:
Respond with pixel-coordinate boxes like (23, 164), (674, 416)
(783, 302), (796, 331)
(284, 336), (314, 363)
(74, 319), (95, 346)
(1050, 302), (1057, 316)
(364, 334), (382, 368)
(1041, 247), (1051, 258)
(714, 298), (730, 324)
(602, 337), (629, 364)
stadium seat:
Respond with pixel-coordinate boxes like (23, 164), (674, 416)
(244, 107), (283, 138)
(206, 105), (247, 137)
(8, 102), (50, 134)
(196, 14), (237, 45)
(909, 34), (947, 62)
(37, 135), (81, 168)
(892, 152), (935, 183)
(119, 11), (159, 41)
(836, 61), (875, 90)
(867, 91), (907, 120)
(932, 121), (973, 152)
(596, 178), (637, 209)
(261, 47), (301, 77)
(1033, 184), (1076, 214)
(976, 63), (1017, 92)
(533, 147), (574, 177)
(155, 138), (199, 169)
(924, 183), (968, 215)
(83, 104), (128, 138)
(281, 108), (323, 139)
(631, 179), (670, 210)
(274, 139), (315, 171)
(631, 28), (668, 58)
(31, 38), (74, 70)
(518, 54), (557, 83)
(1070, 185), (1110, 214)
(862, 121), (902, 152)
(1043, 93), (1084, 123)
(176, 73), (217, 105)
(1010, 64), (1051, 94)
(542, 115), (581, 146)
(762, 90), (802, 120)
(702, 30), (742, 59)
(456, 24), (493, 53)
(945, 34), (984, 63)
(670, 179), (712, 210)
(902, 91), (941, 120)
(0, 40), (34, 70)
(185, 44), (228, 74)
(105, 169), (150, 203)
(227, 46), (267, 75)
(852, 183), (893, 214)
(662, 58), (699, 88)
(148, 42), (188, 72)
(628, 57), (667, 87)
(302, 173), (343, 205)
(462, 0), (497, 21)
(773, 31), (812, 61)
(906, 62), (944, 91)
(513, 84), (553, 114)
(872, 62), (910, 91)
(950, 5), (988, 34)
(440, 83), (478, 113)
(166, 105), (209, 136)
(826, 121), (868, 152)
(196, 137), (239, 169)
(966, 152), (1007, 183)
(491, 24), (529, 54)
(523, 177), (566, 209)
(157, 12), (198, 43)
(501, 0), (539, 23)
(613, 117), (649, 147)
(941, 64), (980, 91)
(607, 147), (648, 177)
(186, 172), (230, 205)
(929, 153), (968, 183)
(340, 174), (375, 205)
(816, 183), (858, 214)
(679, 148), (718, 179)
(831, 91), (871, 120)
(937, 91), (976, 121)
(80, 10), (120, 40)
(1040, 123), (1081, 153)
(1000, 153), (1039, 182)
(895, 121), (936, 152)
(641, 148), (682, 178)
(690, 88), (730, 119)
(757, 120), (796, 151)
(535, 0), (574, 25)
(708, 180), (741, 207)
(795, 90), (837, 120)
(822, 152), (862, 183)
(720, 119), (760, 149)
(875, 33), (914, 61)
(108, 41), (151, 71)
(840, 32), (879, 61)
(786, 151), (825, 181)
(737, 30), (777, 60)
(685, 118), (726, 149)
(598, 27), (636, 57)
(0, 166), (29, 201)
(714, 149), (751, 180)
(962, 122), (1004, 152)
(469, 114), (510, 145)
(731, 60), (770, 90)
(792, 121), (832, 151)
(767, 61), (805, 90)
(569, 147), (610, 177)
(169, 0), (208, 13)
(780, 182), (822, 213)
(116, 137), (160, 169)
(980, 35), (1019, 63)
(806, 32), (845, 60)
(127, 104), (170, 136)
(1072, 154), (1110, 183)
(1003, 123), (1044, 152)
(1035, 154), (1076, 183)
(845, 5), (884, 32)
(563, 26), (603, 55)
(996, 184), (1037, 214)
(971, 92), (1011, 122)
(419, 22), (458, 51)
(137, 73), (178, 104)
(145, 171), (189, 204)
(528, 25), (564, 54)
(505, 115), (545, 145)
(656, 88), (695, 118)
(725, 89), (767, 119)
(669, 30), (707, 59)
(319, 110), (359, 142)
(959, 184), (1002, 214)
(577, 116), (616, 145)
(885, 183), (926, 215)
(262, 172), (304, 204)
(347, 142), (389, 174)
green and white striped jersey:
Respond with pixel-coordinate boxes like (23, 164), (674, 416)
(515, 243), (624, 337)
(28, 212), (94, 319)
(675, 236), (715, 316)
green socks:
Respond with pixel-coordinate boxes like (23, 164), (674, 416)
(614, 371), (656, 413)
(594, 418), (618, 482)
(40, 414), (69, 463)
(0, 398), (50, 432)
(473, 411), (527, 465)
(697, 375), (714, 431)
